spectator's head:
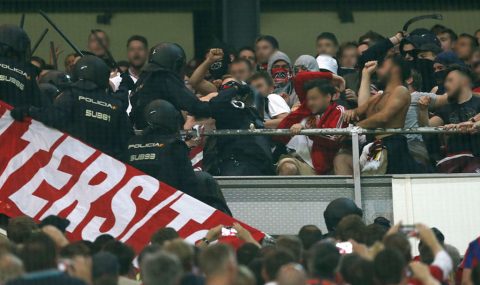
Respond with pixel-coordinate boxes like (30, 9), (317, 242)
(335, 215), (367, 243)
(365, 223), (388, 246)
(316, 32), (339, 57)
(436, 27), (458, 52)
(293, 55), (319, 75)
(277, 236), (303, 263)
(324, 198), (363, 233)
(298, 225), (323, 250)
(248, 257), (265, 285)
(234, 265), (256, 285)
(255, 35), (279, 65)
(163, 238), (195, 272)
(308, 242), (340, 280)
(137, 244), (162, 267)
(383, 233), (412, 262)
(475, 29), (480, 45)
(142, 251), (183, 285)
(0, 24), (31, 61)
(151, 227), (179, 246)
(92, 252), (119, 285)
(7, 216), (38, 244)
(249, 71), (275, 97)
(377, 55), (412, 87)
(340, 254), (375, 285)
(60, 242), (92, 284)
(444, 64), (474, 103)
(267, 51), (292, 89)
(64, 53), (77, 74)
(358, 31), (385, 48)
(40, 215), (70, 233)
(338, 42), (359, 69)
(230, 58), (254, 82)
(200, 243), (237, 282)
(0, 252), (24, 284)
(238, 46), (256, 68)
(237, 243), (261, 266)
(31, 56), (46, 70)
(316, 55), (338, 74)
(127, 35), (148, 70)
(303, 79), (336, 114)
(418, 227), (445, 264)
(277, 263), (307, 285)
(93, 234), (114, 254)
(103, 240), (135, 277)
(88, 29), (110, 57)
(262, 250), (295, 282)
(374, 249), (407, 285)
(20, 233), (57, 272)
(455, 33), (479, 62)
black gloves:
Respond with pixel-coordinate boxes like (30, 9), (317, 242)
(10, 106), (31, 121)
(119, 72), (135, 91)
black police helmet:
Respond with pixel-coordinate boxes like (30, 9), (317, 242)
(39, 70), (72, 91)
(323, 198), (363, 232)
(72, 55), (110, 89)
(0, 24), (31, 60)
(146, 42), (186, 76)
(144, 99), (181, 134)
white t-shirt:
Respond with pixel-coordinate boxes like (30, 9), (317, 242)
(264, 94), (290, 120)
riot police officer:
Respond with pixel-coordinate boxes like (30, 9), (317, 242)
(130, 42), (211, 130)
(0, 24), (42, 107)
(12, 55), (132, 159)
(208, 78), (274, 176)
(125, 99), (231, 215)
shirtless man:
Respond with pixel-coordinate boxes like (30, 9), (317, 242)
(348, 56), (425, 174)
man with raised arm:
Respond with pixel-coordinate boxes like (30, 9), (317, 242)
(348, 57), (425, 174)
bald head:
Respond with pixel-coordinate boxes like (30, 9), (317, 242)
(277, 263), (307, 285)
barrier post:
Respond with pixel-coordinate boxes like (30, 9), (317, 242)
(350, 128), (362, 207)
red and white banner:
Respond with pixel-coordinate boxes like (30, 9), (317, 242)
(0, 101), (265, 252)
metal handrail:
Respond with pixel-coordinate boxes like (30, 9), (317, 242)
(178, 126), (467, 137)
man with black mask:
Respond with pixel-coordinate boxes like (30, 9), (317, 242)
(130, 42), (212, 130)
(0, 24), (42, 108)
(11, 55), (131, 159)
(400, 29), (441, 92)
(126, 99), (231, 215)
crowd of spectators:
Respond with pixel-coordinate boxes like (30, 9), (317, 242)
(12, 23), (480, 177)
(0, 198), (479, 285)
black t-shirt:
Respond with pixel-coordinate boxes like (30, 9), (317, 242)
(435, 95), (480, 155)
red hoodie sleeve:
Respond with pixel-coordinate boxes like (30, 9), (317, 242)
(294, 71), (334, 103)
(311, 104), (346, 150)
(275, 103), (311, 144)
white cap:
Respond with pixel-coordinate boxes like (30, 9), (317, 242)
(316, 55), (338, 74)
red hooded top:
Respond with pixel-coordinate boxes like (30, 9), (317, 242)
(277, 102), (346, 174)
(294, 71), (333, 103)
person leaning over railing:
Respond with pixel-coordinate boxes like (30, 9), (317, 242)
(418, 65), (480, 173)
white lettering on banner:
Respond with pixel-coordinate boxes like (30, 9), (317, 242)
(120, 190), (183, 242)
(81, 175), (159, 240)
(166, 194), (216, 231)
(0, 120), (63, 190)
(41, 154), (127, 231)
(9, 137), (96, 217)
(184, 230), (209, 244)
(0, 110), (14, 136)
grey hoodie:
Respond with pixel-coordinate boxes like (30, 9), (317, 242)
(294, 55), (319, 72)
(267, 51), (298, 107)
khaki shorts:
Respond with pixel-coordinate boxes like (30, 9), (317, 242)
(277, 154), (317, 175)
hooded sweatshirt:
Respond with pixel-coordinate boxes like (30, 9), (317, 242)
(267, 51), (298, 107)
(294, 55), (320, 72)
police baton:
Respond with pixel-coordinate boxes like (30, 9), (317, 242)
(50, 41), (58, 70)
(90, 29), (118, 70)
(20, 14), (26, 29)
(402, 14), (442, 32)
(31, 28), (49, 55)
(38, 10), (84, 57)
